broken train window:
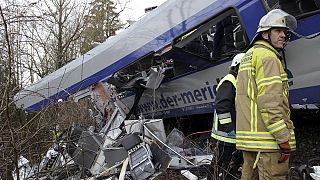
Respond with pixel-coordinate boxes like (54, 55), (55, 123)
(167, 8), (248, 76)
(263, 0), (320, 17)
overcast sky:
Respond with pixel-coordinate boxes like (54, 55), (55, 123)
(119, 0), (168, 22)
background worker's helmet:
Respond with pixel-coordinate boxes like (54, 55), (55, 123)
(257, 9), (297, 33)
(230, 53), (245, 67)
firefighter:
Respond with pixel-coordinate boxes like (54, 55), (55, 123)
(209, 53), (245, 180)
(235, 9), (297, 179)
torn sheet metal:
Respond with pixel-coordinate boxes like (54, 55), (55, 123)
(150, 142), (172, 171)
(181, 170), (198, 180)
(143, 66), (165, 90)
(124, 119), (166, 142)
(73, 130), (103, 170)
(170, 154), (213, 168)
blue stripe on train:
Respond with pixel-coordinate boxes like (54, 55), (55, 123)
(289, 85), (320, 105)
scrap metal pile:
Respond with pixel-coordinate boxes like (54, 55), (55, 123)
(14, 66), (213, 180)
(16, 108), (212, 179)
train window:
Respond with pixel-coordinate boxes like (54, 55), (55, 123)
(264, 0), (320, 17)
(169, 8), (248, 76)
(110, 52), (174, 88)
(113, 8), (249, 81)
(173, 8), (248, 62)
(117, 53), (154, 76)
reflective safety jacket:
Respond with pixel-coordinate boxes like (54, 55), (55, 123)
(211, 72), (237, 144)
(236, 40), (296, 152)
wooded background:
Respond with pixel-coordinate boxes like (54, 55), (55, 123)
(0, 0), (129, 178)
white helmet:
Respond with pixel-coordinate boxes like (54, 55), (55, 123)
(230, 53), (245, 67)
(257, 9), (297, 33)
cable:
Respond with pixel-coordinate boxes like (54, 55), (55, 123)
(182, 130), (212, 156)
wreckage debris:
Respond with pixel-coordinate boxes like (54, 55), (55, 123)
(13, 79), (320, 180)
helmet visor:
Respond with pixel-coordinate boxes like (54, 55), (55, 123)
(259, 9), (297, 31)
(272, 9), (297, 30)
(284, 14), (297, 31)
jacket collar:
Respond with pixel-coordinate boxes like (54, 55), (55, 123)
(254, 40), (282, 59)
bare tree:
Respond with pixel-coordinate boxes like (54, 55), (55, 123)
(19, 0), (91, 77)
(0, 0), (92, 178)
(0, 0), (131, 179)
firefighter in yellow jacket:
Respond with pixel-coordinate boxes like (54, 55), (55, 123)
(236, 9), (297, 179)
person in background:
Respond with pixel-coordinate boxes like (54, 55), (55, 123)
(235, 9), (297, 180)
(209, 53), (245, 180)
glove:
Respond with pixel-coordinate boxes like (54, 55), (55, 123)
(278, 141), (291, 163)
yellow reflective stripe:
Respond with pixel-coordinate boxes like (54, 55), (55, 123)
(250, 81), (254, 131)
(257, 76), (282, 89)
(239, 67), (255, 72)
(270, 124), (286, 134)
(248, 77), (257, 132)
(237, 129), (294, 136)
(240, 63), (252, 69)
(236, 130), (296, 150)
(290, 141), (297, 149)
(237, 132), (274, 140)
(241, 61), (252, 65)
(258, 80), (282, 90)
(254, 102), (258, 132)
(237, 135), (273, 140)
(212, 133), (236, 144)
(237, 130), (295, 135)
(250, 68), (257, 131)
(257, 76), (281, 85)
(237, 144), (275, 149)
(267, 120), (286, 133)
(240, 64), (252, 68)
(237, 131), (272, 134)
(215, 75), (235, 127)
(220, 117), (232, 124)
(226, 74), (236, 87)
(268, 120), (285, 129)
(281, 73), (288, 80)
(237, 130), (296, 140)
(237, 143), (297, 150)
(237, 134), (296, 140)
(236, 139), (279, 149)
(217, 74), (236, 89)
(214, 111), (218, 130)
(237, 144), (277, 149)
(217, 112), (231, 119)
(237, 139), (296, 148)
(239, 61), (255, 72)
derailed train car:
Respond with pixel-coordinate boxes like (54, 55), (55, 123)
(14, 0), (320, 116)
(13, 0), (320, 179)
